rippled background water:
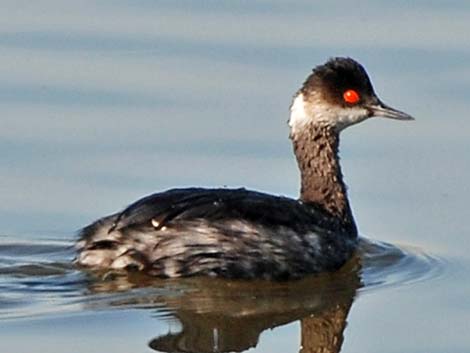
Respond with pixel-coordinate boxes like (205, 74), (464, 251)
(1, 1), (469, 352)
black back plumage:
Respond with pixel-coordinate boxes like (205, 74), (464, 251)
(77, 188), (357, 279)
(110, 188), (343, 234)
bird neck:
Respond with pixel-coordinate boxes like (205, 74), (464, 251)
(290, 122), (354, 226)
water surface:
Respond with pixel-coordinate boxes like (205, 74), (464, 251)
(0, 235), (442, 352)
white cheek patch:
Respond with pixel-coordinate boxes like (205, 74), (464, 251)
(332, 106), (369, 131)
(289, 92), (368, 133)
(288, 93), (310, 135)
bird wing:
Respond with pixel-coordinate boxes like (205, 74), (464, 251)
(107, 187), (327, 234)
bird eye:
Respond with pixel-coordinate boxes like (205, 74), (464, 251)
(343, 89), (360, 104)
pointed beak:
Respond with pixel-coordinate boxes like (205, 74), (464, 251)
(368, 100), (414, 121)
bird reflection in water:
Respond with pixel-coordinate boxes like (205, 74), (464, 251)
(86, 254), (361, 353)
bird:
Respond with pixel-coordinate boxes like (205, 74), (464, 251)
(75, 57), (413, 280)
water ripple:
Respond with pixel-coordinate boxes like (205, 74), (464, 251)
(357, 237), (445, 292)
(0, 235), (445, 321)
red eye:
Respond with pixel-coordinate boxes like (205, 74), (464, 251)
(343, 89), (360, 104)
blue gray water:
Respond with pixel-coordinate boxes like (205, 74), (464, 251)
(1, 1), (469, 352)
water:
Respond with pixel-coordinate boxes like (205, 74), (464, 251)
(1, 1), (469, 352)
(0, 236), (443, 352)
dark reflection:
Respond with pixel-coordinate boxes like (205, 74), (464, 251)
(87, 254), (362, 353)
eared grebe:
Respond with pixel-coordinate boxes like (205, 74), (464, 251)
(75, 57), (413, 280)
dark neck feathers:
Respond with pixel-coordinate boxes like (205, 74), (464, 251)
(290, 122), (354, 227)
